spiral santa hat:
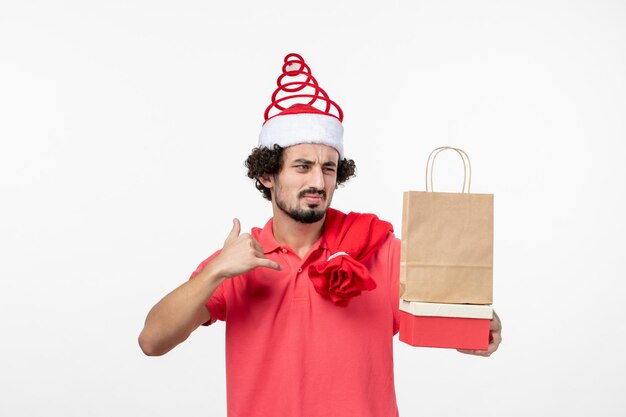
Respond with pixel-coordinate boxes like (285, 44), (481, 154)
(258, 53), (345, 158)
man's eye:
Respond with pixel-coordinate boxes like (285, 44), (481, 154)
(323, 167), (336, 172)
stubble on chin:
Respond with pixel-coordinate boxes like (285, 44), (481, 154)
(276, 197), (326, 224)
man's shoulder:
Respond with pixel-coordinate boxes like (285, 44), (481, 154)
(380, 232), (401, 256)
(361, 231), (400, 266)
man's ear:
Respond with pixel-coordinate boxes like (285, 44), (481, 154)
(258, 174), (273, 189)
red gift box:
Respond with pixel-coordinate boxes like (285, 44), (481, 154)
(399, 301), (492, 350)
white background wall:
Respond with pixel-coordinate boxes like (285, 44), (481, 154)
(1, 1), (625, 416)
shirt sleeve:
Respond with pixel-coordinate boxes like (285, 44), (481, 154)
(188, 250), (227, 326)
(387, 234), (401, 336)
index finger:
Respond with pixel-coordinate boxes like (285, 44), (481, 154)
(251, 237), (263, 252)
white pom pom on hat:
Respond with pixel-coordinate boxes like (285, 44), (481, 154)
(258, 53), (345, 158)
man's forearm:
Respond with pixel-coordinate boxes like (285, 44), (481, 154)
(139, 219), (281, 356)
(138, 264), (224, 356)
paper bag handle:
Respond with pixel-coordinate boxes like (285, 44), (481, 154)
(425, 146), (472, 193)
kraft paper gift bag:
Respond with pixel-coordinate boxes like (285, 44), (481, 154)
(400, 147), (493, 304)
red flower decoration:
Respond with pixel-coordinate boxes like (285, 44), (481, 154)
(308, 254), (377, 307)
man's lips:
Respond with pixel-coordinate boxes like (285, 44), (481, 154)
(302, 194), (324, 203)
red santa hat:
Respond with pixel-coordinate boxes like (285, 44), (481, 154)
(258, 53), (345, 158)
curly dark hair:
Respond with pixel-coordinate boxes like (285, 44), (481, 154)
(245, 145), (357, 200)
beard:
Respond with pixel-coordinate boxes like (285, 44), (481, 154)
(275, 187), (328, 224)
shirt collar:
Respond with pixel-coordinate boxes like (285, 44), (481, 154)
(255, 217), (329, 255)
(254, 218), (281, 254)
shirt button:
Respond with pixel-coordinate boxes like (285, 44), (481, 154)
(298, 268), (302, 273)
(281, 248), (288, 253)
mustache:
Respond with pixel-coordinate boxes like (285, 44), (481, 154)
(298, 188), (326, 199)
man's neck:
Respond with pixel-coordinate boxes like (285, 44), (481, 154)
(271, 208), (325, 259)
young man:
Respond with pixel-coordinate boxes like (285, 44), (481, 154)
(139, 54), (501, 417)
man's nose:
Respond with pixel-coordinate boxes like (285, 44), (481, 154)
(308, 166), (325, 189)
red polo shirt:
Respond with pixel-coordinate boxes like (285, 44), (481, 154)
(190, 217), (401, 417)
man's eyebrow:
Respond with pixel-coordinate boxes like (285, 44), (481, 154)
(291, 159), (337, 167)
(292, 159), (315, 164)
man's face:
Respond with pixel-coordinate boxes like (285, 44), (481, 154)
(265, 144), (339, 224)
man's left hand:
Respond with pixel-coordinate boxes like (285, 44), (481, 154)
(457, 310), (502, 357)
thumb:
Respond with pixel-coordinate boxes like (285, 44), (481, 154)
(226, 218), (241, 241)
